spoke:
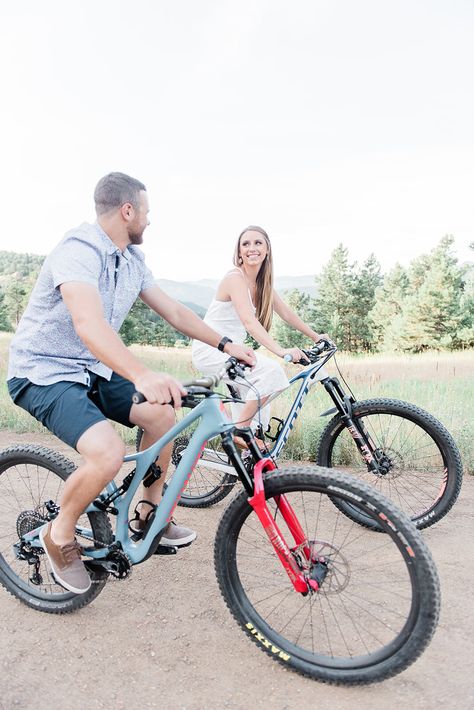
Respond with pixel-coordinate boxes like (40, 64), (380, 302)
(230, 471), (420, 663)
(255, 585), (296, 615)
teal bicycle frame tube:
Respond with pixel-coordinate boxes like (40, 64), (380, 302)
(83, 394), (235, 565)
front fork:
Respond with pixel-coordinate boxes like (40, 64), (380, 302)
(222, 429), (320, 594)
(322, 376), (381, 472)
(247, 458), (319, 594)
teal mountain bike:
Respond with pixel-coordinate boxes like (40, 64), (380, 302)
(140, 341), (462, 530)
(0, 358), (440, 684)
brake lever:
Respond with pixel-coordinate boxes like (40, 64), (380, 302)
(227, 362), (249, 380)
(283, 353), (311, 366)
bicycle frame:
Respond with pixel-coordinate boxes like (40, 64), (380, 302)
(86, 396), (235, 565)
(264, 353), (335, 459)
(194, 352), (335, 472)
(227, 348), (382, 474)
(22, 387), (319, 594)
(21, 395), (235, 564)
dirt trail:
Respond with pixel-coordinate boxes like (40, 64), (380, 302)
(0, 431), (473, 710)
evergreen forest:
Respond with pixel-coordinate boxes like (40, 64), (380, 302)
(1, 235), (473, 354)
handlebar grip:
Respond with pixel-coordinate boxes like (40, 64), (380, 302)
(132, 392), (175, 407)
(314, 338), (336, 353)
(284, 352), (311, 364)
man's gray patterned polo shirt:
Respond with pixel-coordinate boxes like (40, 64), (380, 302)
(8, 222), (156, 386)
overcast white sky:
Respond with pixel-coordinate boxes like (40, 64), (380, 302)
(1, 0), (473, 280)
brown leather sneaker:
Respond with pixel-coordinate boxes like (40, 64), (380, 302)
(39, 523), (91, 594)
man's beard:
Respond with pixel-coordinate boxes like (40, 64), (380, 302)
(128, 227), (144, 245)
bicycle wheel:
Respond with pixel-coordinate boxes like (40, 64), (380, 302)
(317, 398), (463, 530)
(135, 428), (236, 508)
(215, 466), (440, 685)
(0, 444), (112, 613)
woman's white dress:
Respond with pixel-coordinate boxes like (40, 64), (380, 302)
(191, 294), (289, 431)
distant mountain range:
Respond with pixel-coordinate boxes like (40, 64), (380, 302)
(0, 250), (317, 318)
(157, 275), (317, 312)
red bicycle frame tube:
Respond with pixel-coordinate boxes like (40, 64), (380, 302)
(247, 459), (318, 593)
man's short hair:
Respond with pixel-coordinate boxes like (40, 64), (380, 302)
(94, 172), (146, 216)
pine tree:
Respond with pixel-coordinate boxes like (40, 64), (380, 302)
(392, 236), (463, 352)
(310, 244), (355, 350)
(350, 254), (382, 351)
(120, 298), (189, 346)
(457, 258), (474, 348)
(0, 290), (12, 332)
(4, 281), (28, 326)
(370, 263), (409, 350)
(406, 252), (432, 294)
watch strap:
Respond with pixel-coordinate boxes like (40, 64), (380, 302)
(217, 336), (233, 352)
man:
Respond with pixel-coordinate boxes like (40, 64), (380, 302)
(7, 172), (255, 595)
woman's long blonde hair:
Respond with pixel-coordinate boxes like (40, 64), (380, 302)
(233, 226), (274, 332)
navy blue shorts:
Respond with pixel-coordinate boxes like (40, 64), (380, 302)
(8, 372), (136, 450)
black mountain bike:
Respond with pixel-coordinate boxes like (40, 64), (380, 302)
(137, 340), (463, 530)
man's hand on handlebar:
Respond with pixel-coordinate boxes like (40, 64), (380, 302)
(133, 370), (187, 409)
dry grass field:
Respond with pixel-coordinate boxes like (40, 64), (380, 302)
(1, 333), (473, 471)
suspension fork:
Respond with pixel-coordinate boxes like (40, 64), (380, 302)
(222, 429), (318, 592)
(246, 459), (319, 593)
(322, 377), (381, 472)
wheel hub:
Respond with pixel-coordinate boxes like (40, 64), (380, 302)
(374, 448), (403, 478)
(308, 540), (350, 594)
(293, 539), (350, 594)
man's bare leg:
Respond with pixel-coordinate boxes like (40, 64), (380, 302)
(51, 420), (125, 545)
(129, 401), (175, 514)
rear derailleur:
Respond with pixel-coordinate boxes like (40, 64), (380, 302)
(15, 540), (45, 586)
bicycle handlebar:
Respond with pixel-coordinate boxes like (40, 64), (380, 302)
(282, 339), (336, 366)
(131, 357), (245, 405)
(132, 340), (336, 406)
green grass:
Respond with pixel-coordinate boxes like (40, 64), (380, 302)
(1, 332), (473, 472)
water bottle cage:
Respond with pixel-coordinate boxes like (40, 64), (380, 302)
(264, 416), (284, 442)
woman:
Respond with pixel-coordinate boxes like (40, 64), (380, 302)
(192, 226), (328, 446)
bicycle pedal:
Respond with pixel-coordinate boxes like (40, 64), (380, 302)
(154, 544), (178, 555)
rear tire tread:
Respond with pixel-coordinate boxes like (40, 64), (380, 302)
(0, 444), (113, 614)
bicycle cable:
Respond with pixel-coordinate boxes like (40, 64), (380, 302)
(212, 376), (271, 455)
(333, 352), (357, 400)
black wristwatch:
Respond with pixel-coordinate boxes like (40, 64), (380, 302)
(217, 336), (233, 352)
